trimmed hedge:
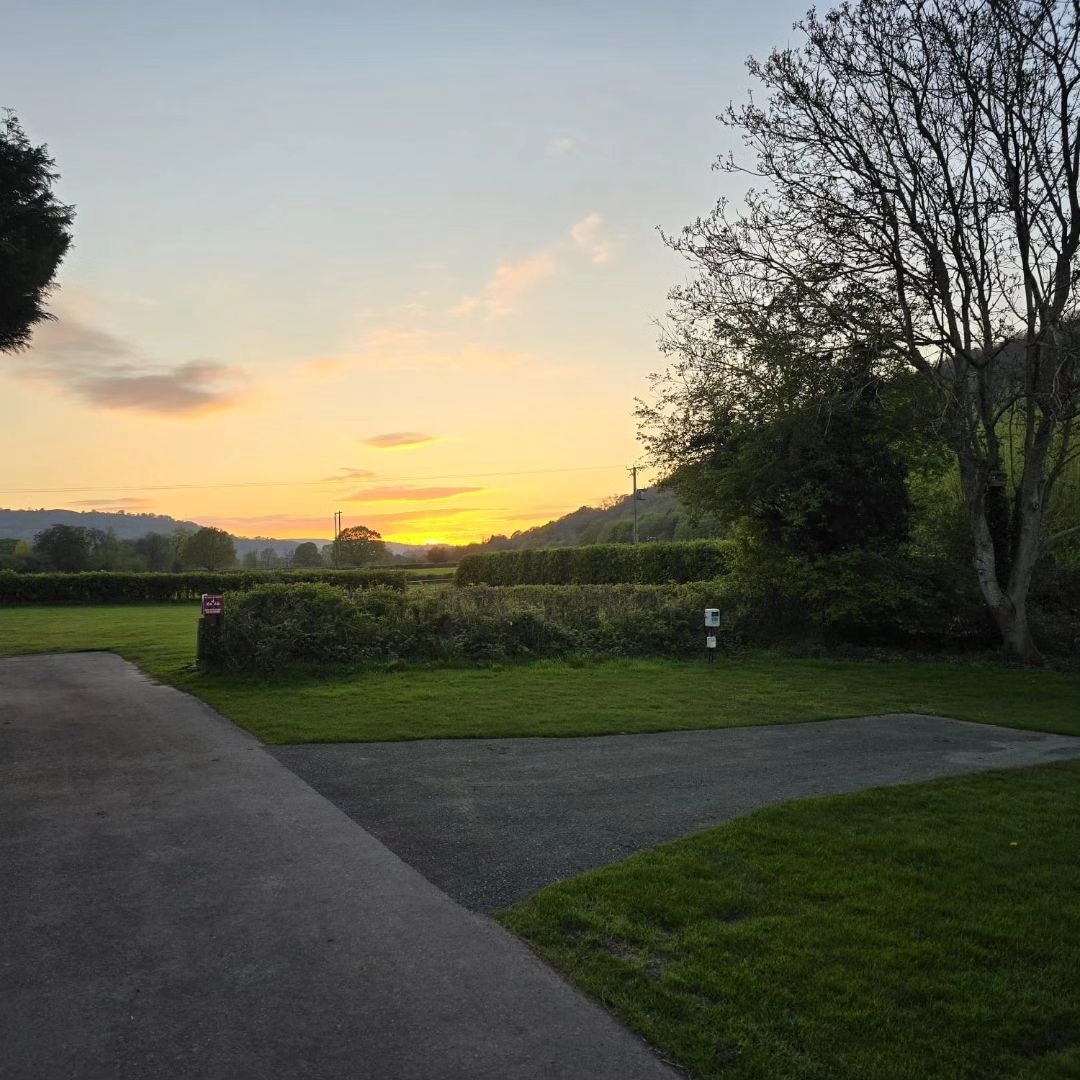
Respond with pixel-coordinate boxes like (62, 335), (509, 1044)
(197, 581), (733, 671)
(454, 540), (737, 586)
(0, 568), (406, 605)
(197, 549), (1008, 672)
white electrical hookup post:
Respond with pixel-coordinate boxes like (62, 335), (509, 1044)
(704, 608), (721, 662)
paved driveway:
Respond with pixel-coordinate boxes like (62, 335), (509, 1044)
(1, 654), (676, 1080)
(272, 715), (1080, 911)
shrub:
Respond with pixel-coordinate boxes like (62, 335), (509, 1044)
(197, 550), (1065, 674)
(200, 581), (734, 671)
(454, 540), (736, 587)
(199, 583), (399, 671)
(0, 568), (406, 605)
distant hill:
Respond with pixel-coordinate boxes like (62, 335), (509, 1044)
(0, 508), (329, 559)
(456, 487), (721, 555)
(0, 508), (202, 542)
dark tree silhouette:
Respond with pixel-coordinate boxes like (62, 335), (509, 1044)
(0, 112), (75, 353)
(648, 0), (1080, 662)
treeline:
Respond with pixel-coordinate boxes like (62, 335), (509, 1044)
(1, 524), (246, 574)
(0, 523), (391, 574)
(455, 541), (735, 586)
(0, 568), (406, 605)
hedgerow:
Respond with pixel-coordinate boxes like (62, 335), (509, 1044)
(197, 581), (732, 670)
(0, 568), (406, 605)
(196, 552), (1009, 673)
(454, 540), (737, 586)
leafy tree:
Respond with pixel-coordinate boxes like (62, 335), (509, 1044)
(0, 538), (36, 571)
(333, 525), (385, 567)
(33, 524), (90, 571)
(241, 550), (258, 570)
(426, 545), (453, 564)
(0, 112), (75, 353)
(648, 0), (1080, 662)
(257, 546), (281, 569)
(290, 541), (322, 567)
(649, 352), (915, 557)
(181, 526), (236, 571)
(134, 532), (173, 572)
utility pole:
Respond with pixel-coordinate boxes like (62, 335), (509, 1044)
(333, 510), (342, 567)
(629, 467), (640, 545)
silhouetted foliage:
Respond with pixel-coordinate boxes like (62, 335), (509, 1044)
(181, 526), (237, 571)
(646, 0), (1080, 661)
(32, 524), (91, 571)
(291, 541), (323, 567)
(0, 112), (75, 353)
(334, 525), (386, 566)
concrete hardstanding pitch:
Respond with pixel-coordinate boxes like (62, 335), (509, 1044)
(272, 712), (1080, 911)
(0, 653), (677, 1080)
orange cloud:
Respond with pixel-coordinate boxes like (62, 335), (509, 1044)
(322, 467), (378, 482)
(203, 515), (335, 536)
(355, 506), (500, 526)
(303, 357), (349, 377)
(346, 485), (483, 502)
(452, 250), (557, 317)
(362, 432), (439, 450)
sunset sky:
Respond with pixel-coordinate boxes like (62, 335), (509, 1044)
(2, 1), (808, 544)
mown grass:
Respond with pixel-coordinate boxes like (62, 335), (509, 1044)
(0, 604), (1077, 742)
(499, 760), (1080, 1080)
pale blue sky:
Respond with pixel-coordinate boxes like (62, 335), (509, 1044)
(2, 0), (812, 541)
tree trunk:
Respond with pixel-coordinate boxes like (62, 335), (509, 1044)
(988, 591), (1041, 666)
(962, 453), (1044, 665)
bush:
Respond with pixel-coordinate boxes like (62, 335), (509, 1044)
(1029, 562), (1080, 659)
(200, 581), (734, 671)
(454, 540), (736, 587)
(197, 550), (1070, 673)
(199, 583), (399, 671)
(0, 567), (406, 605)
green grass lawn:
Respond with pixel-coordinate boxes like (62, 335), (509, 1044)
(0, 604), (1078, 742)
(4, 604), (1078, 1076)
(500, 760), (1080, 1080)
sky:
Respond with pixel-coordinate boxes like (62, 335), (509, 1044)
(1, 0), (809, 544)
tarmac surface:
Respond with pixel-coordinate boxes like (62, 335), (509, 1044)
(0, 653), (678, 1080)
(272, 713), (1080, 911)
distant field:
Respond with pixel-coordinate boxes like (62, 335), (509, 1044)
(1, 605), (1078, 742)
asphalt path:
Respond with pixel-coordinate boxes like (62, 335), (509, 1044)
(272, 713), (1080, 911)
(0, 653), (677, 1080)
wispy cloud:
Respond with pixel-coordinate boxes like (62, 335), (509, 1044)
(304, 330), (526, 376)
(69, 497), (154, 509)
(361, 432), (439, 450)
(346, 485), (483, 502)
(546, 136), (576, 158)
(501, 507), (567, 521)
(322, 467), (379, 482)
(451, 250), (557, 317)
(203, 514), (334, 536)
(570, 212), (614, 264)
(17, 315), (247, 417)
(356, 506), (499, 526)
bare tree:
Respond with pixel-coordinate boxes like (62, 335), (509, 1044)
(654, 0), (1080, 662)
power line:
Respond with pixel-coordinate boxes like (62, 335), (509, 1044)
(0, 464), (627, 498)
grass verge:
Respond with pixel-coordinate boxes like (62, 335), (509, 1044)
(499, 761), (1080, 1080)
(0, 604), (1077, 742)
